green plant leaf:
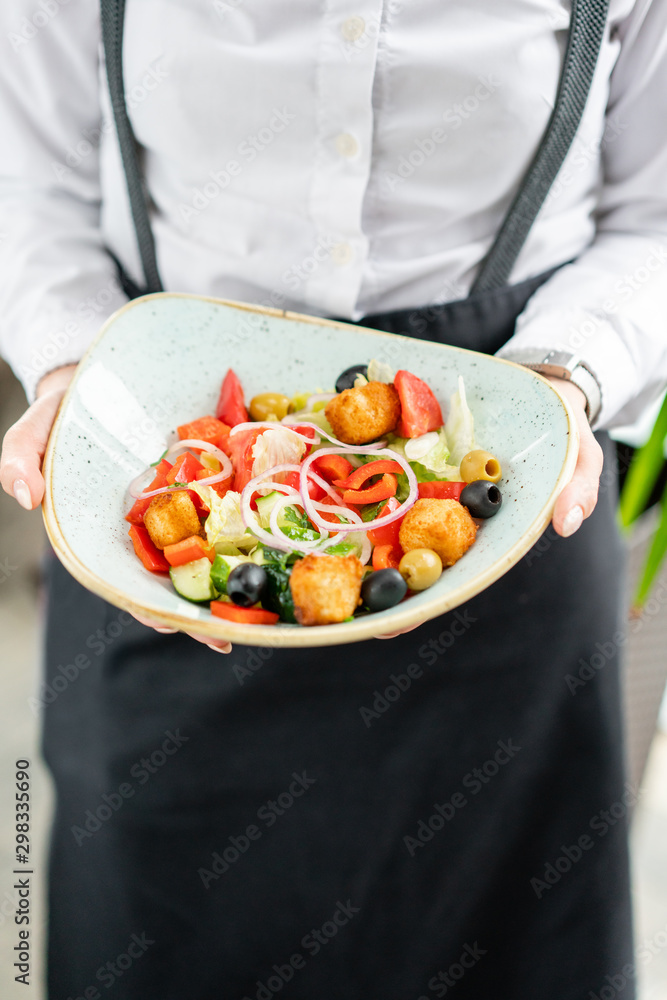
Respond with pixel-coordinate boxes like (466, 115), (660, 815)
(634, 482), (667, 609)
(619, 393), (667, 529)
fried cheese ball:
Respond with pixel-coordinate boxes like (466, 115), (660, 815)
(325, 381), (401, 445)
(399, 498), (477, 568)
(143, 490), (203, 550)
(289, 553), (364, 626)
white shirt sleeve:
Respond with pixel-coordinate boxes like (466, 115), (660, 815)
(0, 1), (127, 402)
(497, 0), (667, 429)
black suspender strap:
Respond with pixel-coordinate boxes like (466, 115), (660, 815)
(100, 0), (163, 294)
(469, 0), (611, 295)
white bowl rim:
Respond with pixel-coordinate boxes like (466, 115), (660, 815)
(42, 291), (580, 648)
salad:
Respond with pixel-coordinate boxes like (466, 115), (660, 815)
(125, 362), (504, 627)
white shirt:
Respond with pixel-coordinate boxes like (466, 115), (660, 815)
(1, 0), (666, 428)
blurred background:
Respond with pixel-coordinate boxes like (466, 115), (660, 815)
(1, 357), (667, 998)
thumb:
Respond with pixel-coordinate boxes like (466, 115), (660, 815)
(0, 375), (73, 509)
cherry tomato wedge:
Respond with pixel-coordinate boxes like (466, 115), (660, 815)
(177, 416), (231, 453)
(342, 473), (397, 505)
(333, 459), (404, 491)
(283, 471), (326, 501)
(372, 543), (402, 571)
(128, 525), (170, 573)
(195, 468), (234, 493)
(210, 602), (279, 625)
(228, 428), (263, 493)
(215, 369), (249, 427)
(287, 424), (318, 456)
(394, 369), (444, 438)
(418, 481), (466, 500)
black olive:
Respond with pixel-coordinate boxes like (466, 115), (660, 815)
(226, 563), (268, 607)
(361, 568), (408, 612)
(335, 364), (368, 393)
(460, 480), (503, 518)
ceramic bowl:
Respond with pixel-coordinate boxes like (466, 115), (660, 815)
(42, 293), (578, 647)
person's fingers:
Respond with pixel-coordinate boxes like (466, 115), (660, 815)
(375, 621), (424, 640)
(131, 613), (232, 653)
(546, 377), (604, 539)
(0, 390), (66, 509)
(0, 364), (77, 510)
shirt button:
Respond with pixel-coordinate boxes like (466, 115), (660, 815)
(335, 133), (359, 158)
(341, 16), (365, 42)
(331, 243), (354, 267)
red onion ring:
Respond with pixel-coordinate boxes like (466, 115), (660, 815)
(229, 422), (320, 445)
(305, 392), (336, 409)
(299, 447), (418, 533)
(239, 464), (307, 552)
(268, 494), (330, 550)
(166, 439), (233, 479)
(276, 419), (386, 451)
(128, 439), (233, 499)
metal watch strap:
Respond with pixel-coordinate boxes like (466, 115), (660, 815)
(501, 349), (602, 424)
(469, 0), (611, 295)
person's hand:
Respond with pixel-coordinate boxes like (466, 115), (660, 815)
(0, 364), (232, 653)
(1, 364), (78, 509)
(375, 377), (602, 640)
(131, 614), (233, 654)
(546, 376), (603, 538)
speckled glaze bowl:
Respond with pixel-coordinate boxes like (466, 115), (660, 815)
(42, 293), (578, 647)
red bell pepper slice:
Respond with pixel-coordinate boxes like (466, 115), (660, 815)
(394, 369), (444, 438)
(342, 473), (397, 505)
(372, 543), (402, 571)
(418, 481), (466, 500)
(367, 497), (404, 548)
(311, 453), (353, 484)
(215, 369), (249, 427)
(128, 525), (170, 573)
(166, 452), (205, 485)
(177, 416), (231, 454)
(163, 535), (215, 567)
(333, 459), (404, 491)
(125, 459), (174, 525)
(210, 601), (279, 625)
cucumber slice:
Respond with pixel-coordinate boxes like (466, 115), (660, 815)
(170, 558), (218, 603)
(255, 491), (283, 529)
(210, 554), (252, 594)
(254, 491), (304, 531)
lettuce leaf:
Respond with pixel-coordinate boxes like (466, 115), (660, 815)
(445, 375), (475, 466)
(192, 487), (258, 552)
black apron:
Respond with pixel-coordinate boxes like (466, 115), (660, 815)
(43, 3), (632, 998)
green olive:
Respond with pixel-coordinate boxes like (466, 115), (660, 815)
(398, 548), (443, 591)
(249, 392), (292, 422)
(460, 449), (502, 484)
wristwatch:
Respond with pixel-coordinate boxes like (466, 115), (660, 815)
(500, 349), (602, 425)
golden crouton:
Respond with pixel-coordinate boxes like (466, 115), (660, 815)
(325, 381), (401, 445)
(289, 553), (364, 626)
(399, 498), (477, 568)
(143, 491), (203, 550)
